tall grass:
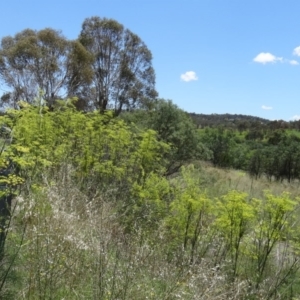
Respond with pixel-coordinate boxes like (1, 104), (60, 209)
(1, 161), (300, 299)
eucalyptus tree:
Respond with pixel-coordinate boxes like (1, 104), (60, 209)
(74, 16), (157, 114)
(0, 28), (90, 108)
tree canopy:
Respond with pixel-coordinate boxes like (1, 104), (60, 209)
(0, 17), (157, 113)
(74, 16), (157, 114)
(0, 28), (83, 108)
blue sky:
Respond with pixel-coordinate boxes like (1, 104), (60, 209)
(1, 0), (300, 120)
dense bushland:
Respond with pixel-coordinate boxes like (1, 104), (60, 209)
(198, 127), (300, 183)
(0, 101), (300, 299)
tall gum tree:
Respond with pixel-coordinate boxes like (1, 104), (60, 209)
(75, 16), (157, 115)
(0, 28), (90, 108)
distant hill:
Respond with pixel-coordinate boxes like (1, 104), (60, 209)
(188, 113), (271, 128)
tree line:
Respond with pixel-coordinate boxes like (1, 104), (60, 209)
(190, 112), (300, 132)
(0, 16), (157, 115)
(200, 127), (300, 182)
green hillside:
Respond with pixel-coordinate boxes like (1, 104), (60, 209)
(0, 16), (300, 300)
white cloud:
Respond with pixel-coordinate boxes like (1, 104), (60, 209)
(291, 115), (300, 121)
(293, 46), (300, 56)
(262, 105), (273, 110)
(180, 71), (198, 82)
(253, 52), (282, 64)
(289, 60), (299, 65)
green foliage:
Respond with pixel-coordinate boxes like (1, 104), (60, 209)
(253, 192), (297, 264)
(0, 102), (172, 297)
(200, 127), (235, 167)
(147, 99), (210, 174)
(166, 165), (212, 262)
(129, 173), (171, 234)
(197, 125), (300, 184)
(0, 102), (169, 190)
(215, 190), (255, 278)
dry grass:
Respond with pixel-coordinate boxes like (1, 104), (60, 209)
(199, 161), (300, 199)
(2, 163), (300, 299)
